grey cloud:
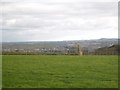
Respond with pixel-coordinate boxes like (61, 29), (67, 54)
(2, 2), (117, 30)
(2, 2), (117, 16)
(1, 1), (118, 41)
(1, 0), (118, 3)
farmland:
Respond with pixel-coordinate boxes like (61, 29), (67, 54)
(2, 55), (118, 88)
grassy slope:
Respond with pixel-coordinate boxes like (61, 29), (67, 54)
(2, 55), (118, 88)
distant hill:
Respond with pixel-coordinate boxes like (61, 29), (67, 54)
(95, 45), (119, 55)
(2, 38), (118, 55)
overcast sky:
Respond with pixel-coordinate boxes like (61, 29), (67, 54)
(1, 0), (118, 42)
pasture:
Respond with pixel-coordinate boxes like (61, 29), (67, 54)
(2, 55), (118, 88)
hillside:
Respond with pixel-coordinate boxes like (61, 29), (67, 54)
(95, 45), (119, 55)
(2, 38), (118, 55)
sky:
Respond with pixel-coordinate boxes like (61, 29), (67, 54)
(1, 0), (118, 42)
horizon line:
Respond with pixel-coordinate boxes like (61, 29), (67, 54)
(1, 38), (118, 43)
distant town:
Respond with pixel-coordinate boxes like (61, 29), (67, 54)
(1, 38), (119, 55)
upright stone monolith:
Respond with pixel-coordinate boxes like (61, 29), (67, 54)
(77, 44), (83, 56)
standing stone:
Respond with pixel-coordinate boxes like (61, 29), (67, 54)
(77, 44), (83, 56)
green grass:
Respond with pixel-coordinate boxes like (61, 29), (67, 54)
(2, 55), (118, 88)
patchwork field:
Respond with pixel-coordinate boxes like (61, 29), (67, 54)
(2, 55), (118, 88)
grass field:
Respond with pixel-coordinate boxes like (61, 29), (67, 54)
(2, 55), (118, 88)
